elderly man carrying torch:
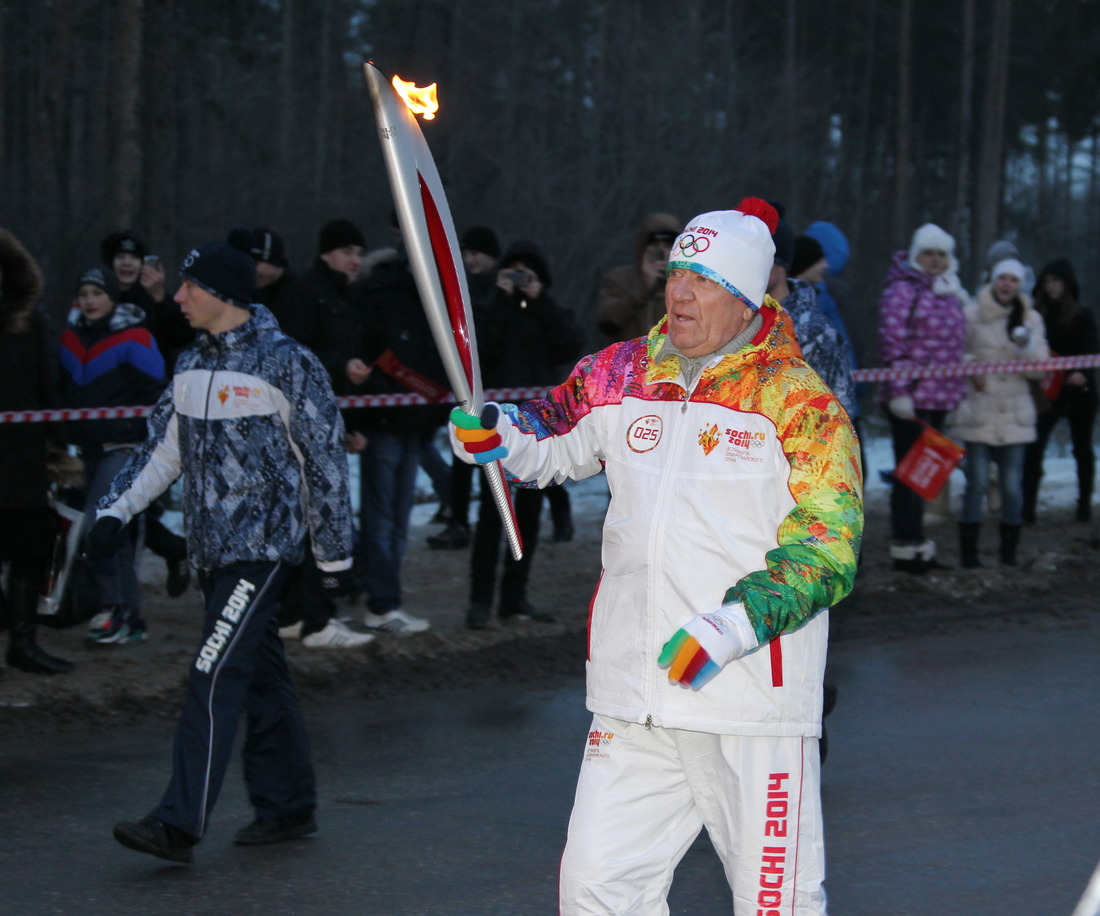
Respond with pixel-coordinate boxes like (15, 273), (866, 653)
(450, 199), (862, 915)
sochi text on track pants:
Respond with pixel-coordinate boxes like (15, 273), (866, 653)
(559, 714), (826, 916)
(152, 560), (316, 839)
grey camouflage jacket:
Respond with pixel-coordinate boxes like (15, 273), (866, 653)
(98, 304), (353, 572)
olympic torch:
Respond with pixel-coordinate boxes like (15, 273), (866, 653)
(362, 61), (522, 560)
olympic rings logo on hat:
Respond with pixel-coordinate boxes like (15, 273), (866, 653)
(676, 234), (710, 258)
(182, 249), (200, 269)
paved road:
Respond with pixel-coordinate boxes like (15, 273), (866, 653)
(2, 609), (1099, 915)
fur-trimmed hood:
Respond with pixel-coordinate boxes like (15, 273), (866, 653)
(0, 228), (44, 334)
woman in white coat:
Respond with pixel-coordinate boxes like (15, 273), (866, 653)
(950, 258), (1048, 567)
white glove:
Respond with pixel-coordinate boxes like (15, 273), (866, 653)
(888, 395), (916, 420)
(658, 603), (759, 689)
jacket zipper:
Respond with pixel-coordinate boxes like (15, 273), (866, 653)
(644, 370), (703, 729)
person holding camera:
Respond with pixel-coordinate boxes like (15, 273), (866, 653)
(98, 230), (192, 597)
(595, 212), (682, 345)
(100, 230), (195, 372)
(464, 240), (584, 629)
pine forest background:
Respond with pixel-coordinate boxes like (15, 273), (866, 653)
(2, 0), (1099, 370)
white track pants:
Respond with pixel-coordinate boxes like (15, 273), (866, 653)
(559, 714), (826, 916)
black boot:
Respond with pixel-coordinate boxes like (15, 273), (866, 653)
(999, 523), (1021, 567)
(958, 523), (982, 569)
(4, 569), (74, 674)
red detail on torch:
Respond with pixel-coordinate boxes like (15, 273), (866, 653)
(418, 172), (474, 389)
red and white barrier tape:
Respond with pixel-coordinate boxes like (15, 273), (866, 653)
(3, 357), (1097, 423)
(851, 353), (1100, 382)
(0, 386), (550, 424)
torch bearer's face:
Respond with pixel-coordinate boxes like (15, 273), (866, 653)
(665, 267), (754, 358)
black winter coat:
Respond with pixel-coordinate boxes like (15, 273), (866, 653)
(356, 251), (450, 438)
(0, 229), (63, 510)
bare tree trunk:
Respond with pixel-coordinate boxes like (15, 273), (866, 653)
(951, 0), (976, 271)
(892, 0), (912, 242)
(850, 0), (879, 254)
(783, 0), (798, 215)
(311, 0), (333, 225)
(109, 0), (144, 228)
(276, 0), (296, 228)
(974, 0), (1013, 267)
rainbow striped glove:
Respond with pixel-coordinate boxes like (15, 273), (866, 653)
(450, 403), (509, 465)
(658, 604), (759, 690)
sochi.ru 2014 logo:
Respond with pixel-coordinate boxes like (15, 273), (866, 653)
(626, 415), (662, 453)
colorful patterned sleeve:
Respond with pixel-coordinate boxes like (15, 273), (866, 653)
(726, 380), (864, 643)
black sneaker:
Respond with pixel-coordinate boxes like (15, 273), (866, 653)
(113, 816), (196, 863)
(551, 521), (574, 543)
(499, 602), (555, 624)
(465, 602), (492, 630)
(234, 811), (317, 846)
(166, 556), (191, 597)
(427, 522), (471, 551)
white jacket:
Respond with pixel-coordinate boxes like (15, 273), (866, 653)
(492, 302), (862, 737)
(948, 287), (1048, 447)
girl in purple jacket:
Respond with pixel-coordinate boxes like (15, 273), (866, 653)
(876, 223), (968, 573)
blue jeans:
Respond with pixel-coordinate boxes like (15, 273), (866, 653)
(83, 446), (144, 611)
(358, 432), (421, 613)
(960, 441), (1026, 525)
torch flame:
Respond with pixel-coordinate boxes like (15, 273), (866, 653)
(392, 76), (438, 120)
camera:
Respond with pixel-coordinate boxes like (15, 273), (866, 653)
(143, 255), (162, 270)
(506, 269), (529, 287)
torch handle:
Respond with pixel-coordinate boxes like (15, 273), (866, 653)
(482, 460), (523, 561)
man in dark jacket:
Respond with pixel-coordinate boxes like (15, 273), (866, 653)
(250, 226), (374, 650)
(466, 239), (585, 629)
(294, 219), (369, 397)
(92, 229), (355, 863)
(354, 241), (451, 635)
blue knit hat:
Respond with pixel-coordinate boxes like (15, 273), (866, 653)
(179, 227), (257, 308)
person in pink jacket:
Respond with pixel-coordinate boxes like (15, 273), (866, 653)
(876, 223), (968, 573)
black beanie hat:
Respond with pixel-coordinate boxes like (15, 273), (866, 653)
(180, 227), (257, 308)
(770, 219), (795, 270)
(461, 225), (501, 259)
(100, 230), (148, 263)
(791, 235), (826, 279)
(250, 227), (288, 267)
(76, 264), (121, 304)
(318, 218), (365, 254)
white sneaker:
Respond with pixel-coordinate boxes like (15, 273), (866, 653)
(278, 621), (303, 640)
(363, 609), (430, 635)
(301, 618), (375, 648)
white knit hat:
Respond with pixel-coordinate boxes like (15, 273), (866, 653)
(990, 258), (1027, 282)
(667, 199), (778, 311)
(908, 223), (955, 263)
